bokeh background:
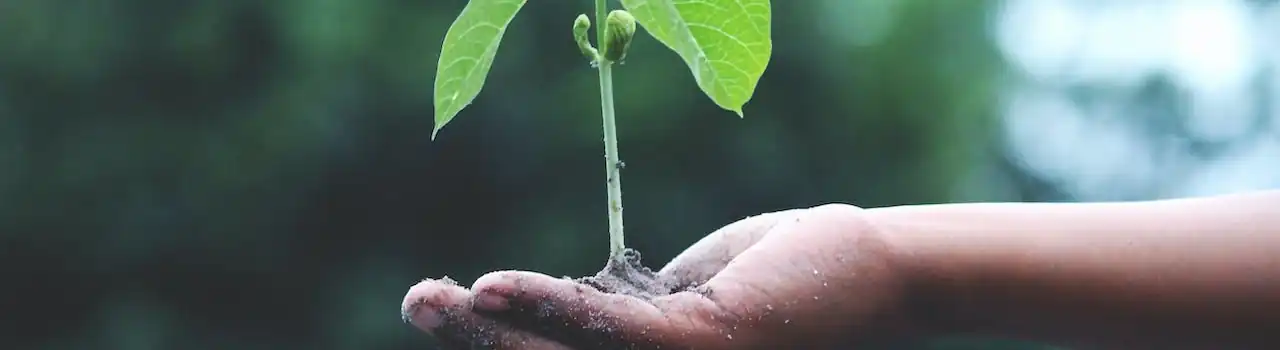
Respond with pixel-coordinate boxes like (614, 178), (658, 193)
(3, 0), (1279, 349)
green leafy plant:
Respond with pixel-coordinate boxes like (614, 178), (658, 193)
(431, 0), (772, 297)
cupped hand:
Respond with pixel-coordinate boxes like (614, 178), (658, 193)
(401, 204), (919, 349)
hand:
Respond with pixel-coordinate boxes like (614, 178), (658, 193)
(401, 204), (919, 349)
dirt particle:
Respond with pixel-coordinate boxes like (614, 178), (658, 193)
(575, 248), (677, 300)
(535, 299), (557, 319)
(693, 284), (714, 298)
(435, 307), (499, 349)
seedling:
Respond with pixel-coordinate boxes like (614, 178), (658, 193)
(431, 0), (772, 298)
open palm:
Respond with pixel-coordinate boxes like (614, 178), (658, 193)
(402, 204), (915, 349)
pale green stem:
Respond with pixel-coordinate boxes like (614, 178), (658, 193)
(596, 0), (625, 261)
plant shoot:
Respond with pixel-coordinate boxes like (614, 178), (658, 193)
(429, 0), (772, 298)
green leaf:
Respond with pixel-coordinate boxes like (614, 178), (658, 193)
(619, 0), (771, 117)
(432, 0), (527, 139)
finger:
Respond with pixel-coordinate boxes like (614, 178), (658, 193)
(470, 270), (716, 349)
(659, 209), (805, 289)
(402, 277), (572, 350)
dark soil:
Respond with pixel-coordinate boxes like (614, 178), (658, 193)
(576, 248), (678, 300)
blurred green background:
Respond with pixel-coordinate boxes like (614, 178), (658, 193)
(3, 0), (1278, 349)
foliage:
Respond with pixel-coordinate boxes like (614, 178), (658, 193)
(431, 0), (527, 138)
(618, 0), (771, 116)
(431, 0), (774, 137)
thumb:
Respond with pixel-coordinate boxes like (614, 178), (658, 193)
(468, 270), (725, 349)
(658, 209), (803, 289)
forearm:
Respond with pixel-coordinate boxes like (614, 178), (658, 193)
(869, 191), (1280, 349)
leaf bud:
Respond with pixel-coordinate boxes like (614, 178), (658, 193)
(573, 14), (599, 62)
(603, 10), (637, 63)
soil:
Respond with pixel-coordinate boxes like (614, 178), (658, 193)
(575, 247), (678, 300)
(413, 248), (686, 349)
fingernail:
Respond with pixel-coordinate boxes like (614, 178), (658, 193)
(402, 302), (443, 330)
(473, 290), (511, 311)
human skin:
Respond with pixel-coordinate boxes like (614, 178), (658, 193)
(401, 190), (1280, 349)
(874, 190), (1280, 349)
(401, 204), (909, 349)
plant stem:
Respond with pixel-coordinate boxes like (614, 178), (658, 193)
(596, 0), (625, 261)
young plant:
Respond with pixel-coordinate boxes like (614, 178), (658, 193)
(430, 0), (772, 297)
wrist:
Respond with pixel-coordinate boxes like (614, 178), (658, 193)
(868, 202), (1107, 341)
(867, 202), (1075, 339)
(867, 208), (973, 339)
